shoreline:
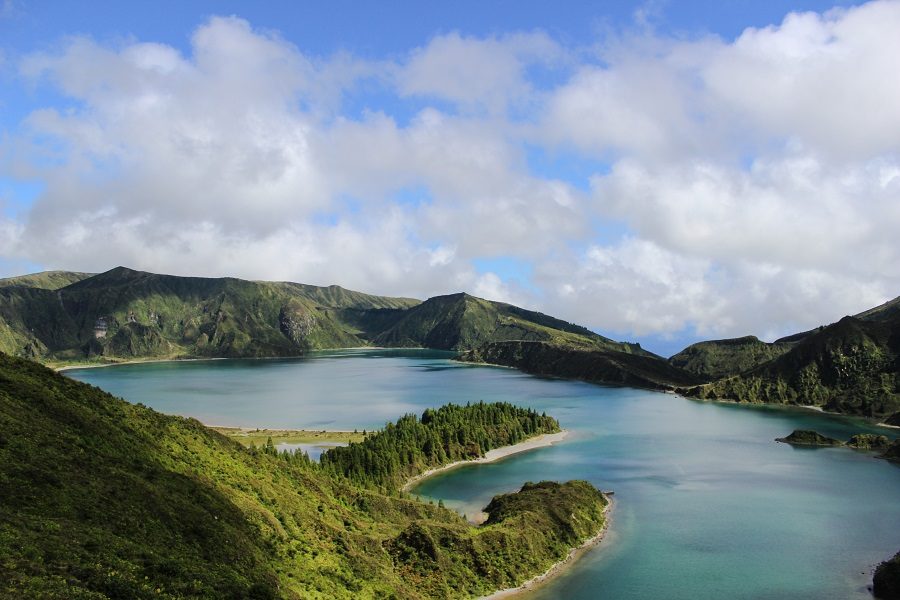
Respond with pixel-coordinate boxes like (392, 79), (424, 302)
(52, 346), (410, 372)
(401, 430), (569, 493)
(480, 495), (614, 599)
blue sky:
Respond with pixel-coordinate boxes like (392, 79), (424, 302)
(1, 0), (898, 356)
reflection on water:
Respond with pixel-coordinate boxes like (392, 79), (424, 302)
(68, 349), (900, 600)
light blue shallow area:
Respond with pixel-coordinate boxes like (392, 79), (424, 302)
(67, 350), (900, 599)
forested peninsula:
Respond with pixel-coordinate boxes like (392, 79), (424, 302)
(0, 353), (608, 599)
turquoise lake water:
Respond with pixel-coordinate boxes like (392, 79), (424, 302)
(67, 349), (900, 599)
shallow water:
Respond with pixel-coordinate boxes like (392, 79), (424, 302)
(67, 350), (900, 599)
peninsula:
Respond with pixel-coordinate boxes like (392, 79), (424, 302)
(0, 353), (609, 598)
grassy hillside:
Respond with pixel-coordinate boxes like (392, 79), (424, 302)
(0, 267), (421, 362)
(685, 315), (900, 419)
(372, 292), (650, 354)
(0, 270), (94, 290)
(668, 335), (795, 380)
(0, 268), (651, 364)
(0, 353), (608, 599)
(461, 340), (702, 390)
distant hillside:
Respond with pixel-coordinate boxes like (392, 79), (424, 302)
(0, 267), (420, 361)
(684, 313), (900, 419)
(668, 335), (795, 380)
(0, 352), (608, 598)
(371, 292), (651, 354)
(461, 341), (702, 391)
(0, 270), (93, 290)
(0, 267), (645, 364)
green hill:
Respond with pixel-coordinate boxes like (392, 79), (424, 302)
(668, 335), (795, 380)
(0, 270), (94, 291)
(371, 292), (649, 354)
(460, 340), (702, 390)
(0, 267), (420, 362)
(685, 314), (900, 418)
(0, 267), (649, 364)
(0, 352), (608, 599)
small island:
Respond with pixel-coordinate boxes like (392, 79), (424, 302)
(775, 429), (900, 461)
(775, 429), (844, 446)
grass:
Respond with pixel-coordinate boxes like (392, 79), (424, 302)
(212, 427), (368, 446)
(0, 352), (609, 599)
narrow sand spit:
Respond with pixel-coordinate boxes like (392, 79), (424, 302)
(401, 430), (569, 493)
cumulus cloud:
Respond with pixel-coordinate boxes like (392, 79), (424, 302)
(3, 3), (900, 350)
(397, 31), (561, 113)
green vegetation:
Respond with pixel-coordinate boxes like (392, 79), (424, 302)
(683, 313), (900, 419)
(773, 430), (899, 458)
(874, 550), (900, 600)
(213, 427), (367, 447)
(461, 340), (702, 391)
(371, 292), (648, 354)
(0, 353), (608, 599)
(775, 430), (844, 446)
(668, 335), (794, 381)
(321, 402), (560, 492)
(847, 434), (890, 450)
(882, 439), (900, 462)
(0, 270), (94, 291)
(0, 267), (648, 364)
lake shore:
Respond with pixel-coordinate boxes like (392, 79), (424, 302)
(480, 494), (613, 599)
(52, 347), (401, 372)
(401, 430), (570, 493)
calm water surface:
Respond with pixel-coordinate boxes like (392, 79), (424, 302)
(67, 350), (900, 599)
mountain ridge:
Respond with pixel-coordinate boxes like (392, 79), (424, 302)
(0, 267), (635, 364)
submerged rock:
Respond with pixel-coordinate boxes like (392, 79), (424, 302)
(775, 429), (844, 446)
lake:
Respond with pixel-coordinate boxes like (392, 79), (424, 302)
(66, 349), (900, 599)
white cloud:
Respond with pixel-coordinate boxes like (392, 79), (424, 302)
(397, 31), (561, 113)
(3, 3), (900, 349)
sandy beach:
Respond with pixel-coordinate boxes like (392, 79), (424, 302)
(479, 495), (613, 599)
(401, 430), (570, 493)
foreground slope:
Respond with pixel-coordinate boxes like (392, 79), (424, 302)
(0, 353), (608, 599)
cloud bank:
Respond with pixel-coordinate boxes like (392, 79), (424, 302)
(2, 2), (899, 349)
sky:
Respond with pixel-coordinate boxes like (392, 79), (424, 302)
(1, 0), (898, 357)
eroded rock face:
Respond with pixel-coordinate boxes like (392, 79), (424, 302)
(279, 303), (316, 347)
(874, 550), (900, 600)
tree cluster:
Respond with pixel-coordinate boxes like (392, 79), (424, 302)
(319, 401), (559, 492)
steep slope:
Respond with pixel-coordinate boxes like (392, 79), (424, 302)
(686, 315), (900, 418)
(0, 353), (608, 599)
(668, 335), (795, 380)
(461, 341), (702, 390)
(0, 270), (94, 290)
(857, 295), (900, 323)
(372, 293), (650, 354)
(0, 267), (650, 363)
(0, 267), (422, 361)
